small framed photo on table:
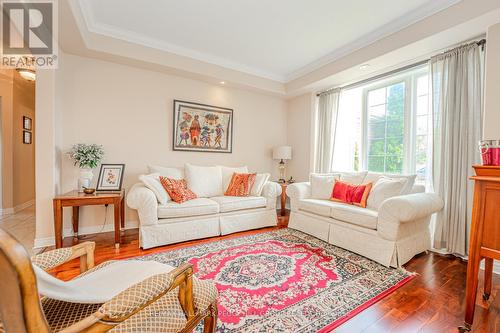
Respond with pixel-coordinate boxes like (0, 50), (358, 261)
(96, 164), (125, 192)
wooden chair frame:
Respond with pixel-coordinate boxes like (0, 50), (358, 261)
(0, 228), (217, 333)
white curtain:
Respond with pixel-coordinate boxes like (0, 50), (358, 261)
(430, 42), (484, 256)
(314, 89), (341, 173)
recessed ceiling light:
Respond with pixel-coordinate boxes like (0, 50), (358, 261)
(220, 81), (225, 85)
(359, 64), (370, 70)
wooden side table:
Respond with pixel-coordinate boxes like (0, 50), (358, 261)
(53, 190), (125, 249)
(277, 182), (288, 216)
(460, 165), (500, 332)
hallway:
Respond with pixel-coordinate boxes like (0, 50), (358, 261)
(0, 205), (36, 255)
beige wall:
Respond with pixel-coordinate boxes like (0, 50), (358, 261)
(483, 22), (500, 139)
(33, 53), (287, 244)
(286, 93), (315, 182)
(0, 70), (14, 210)
(12, 71), (36, 207)
(0, 70), (35, 211)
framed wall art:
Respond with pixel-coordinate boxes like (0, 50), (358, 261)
(173, 100), (233, 153)
(23, 116), (32, 130)
(23, 130), (32, 144)
(96, 164), (125, 191)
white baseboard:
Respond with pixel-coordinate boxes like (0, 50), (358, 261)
(33, 220), (139, 249)
(0, 199), (35, 215)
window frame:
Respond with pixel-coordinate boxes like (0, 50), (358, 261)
(361, 66), (428, 175)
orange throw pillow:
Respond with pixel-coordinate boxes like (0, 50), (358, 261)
(159, 177), (197, 203)
(225, 173), (257, 196)
(331, 180), (373, 208)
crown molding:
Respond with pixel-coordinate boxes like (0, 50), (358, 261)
(75, 0), (461, 85)
(76, 0), (287, 82)
(285, 0), (461, 81)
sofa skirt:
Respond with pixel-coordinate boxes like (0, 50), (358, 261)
(140, 208), (277, 249)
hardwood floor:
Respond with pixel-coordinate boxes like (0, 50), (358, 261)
(48, 212), (499, 333)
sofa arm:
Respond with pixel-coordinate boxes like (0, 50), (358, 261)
(127, 183), (158, 226)
(261, 181), (282, 209)
(377, 193), (444, 240)
(286, 182), (311, 211)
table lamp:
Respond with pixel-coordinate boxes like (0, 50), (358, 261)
(273, 146), (292, 182)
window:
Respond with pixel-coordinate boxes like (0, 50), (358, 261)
(331, 65), (430, 182)
(365, 81), (406, 173)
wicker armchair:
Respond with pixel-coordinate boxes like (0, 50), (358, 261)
(0, 228), (218, 332)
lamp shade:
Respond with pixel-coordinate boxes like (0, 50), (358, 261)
(273, 146), (292, 160)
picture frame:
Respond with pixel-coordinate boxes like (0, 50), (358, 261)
(173, 100), (233, 153)
(23, 130), (32, 144)
(96, 164), (125, 192)
(23, 116), (32, 130)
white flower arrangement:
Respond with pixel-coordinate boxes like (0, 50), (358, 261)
(68, 144), (104, 169)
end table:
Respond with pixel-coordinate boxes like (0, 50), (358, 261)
(53, 190), (125, 249)
(277, 182), (289, 216)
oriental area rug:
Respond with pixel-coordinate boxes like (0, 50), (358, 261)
(140, 228), (415, 332)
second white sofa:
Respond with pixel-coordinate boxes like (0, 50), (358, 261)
(127, 164), (282, 249)
(286, 171), (444, 267)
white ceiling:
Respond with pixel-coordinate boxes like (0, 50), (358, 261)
(78, 0), (459, 82)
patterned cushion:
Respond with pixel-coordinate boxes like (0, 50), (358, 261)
(224, 173), (257, 196)
(109, 291), (187, 333)
(159, 177), (197, 203)
(31, 247), (73, 271)
(41, 297), (102, 332)
(331, 180), (373, 208)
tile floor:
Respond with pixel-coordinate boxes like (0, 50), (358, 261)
(0, 205), (37, 255)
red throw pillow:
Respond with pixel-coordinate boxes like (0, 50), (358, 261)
(331, 180), (373, 208)
(159, 177), (197, 203)
(225, 173), (257, 196)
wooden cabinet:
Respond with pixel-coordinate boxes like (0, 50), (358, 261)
(460, 166), (500, 332)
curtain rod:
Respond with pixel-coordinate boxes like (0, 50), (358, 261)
(317, 38), (486, 97)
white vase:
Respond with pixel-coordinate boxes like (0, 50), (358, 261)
(78, 168), (93, 192)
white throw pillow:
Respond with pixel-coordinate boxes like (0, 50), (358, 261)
(139, 173), (170, 205)
(147, 165), (184, 179)
(338, 171), (368, 184)
(364, 172), (417, 195)
(250, 173), (270, 196)
(219, 166), (249, 192)
(310, 173), (340, 199)
(185, 164), (223, 198)
(367, 176), (408, 210)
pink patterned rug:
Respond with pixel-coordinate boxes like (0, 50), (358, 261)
(141, 229), (414, 332)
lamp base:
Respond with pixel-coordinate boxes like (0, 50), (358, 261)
(278, 159), (286, 183)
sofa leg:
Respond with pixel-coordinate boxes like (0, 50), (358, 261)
(203, 302), (218, 333)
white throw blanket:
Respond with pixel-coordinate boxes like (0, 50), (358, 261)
(34, 260), (174, 303)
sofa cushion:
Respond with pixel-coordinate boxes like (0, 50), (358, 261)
(310, 173), (340, 199)
(364, 172), (416, 195)
(210, 196), (266, 213)
(250, 173), (270, 196)
(148, 165), (184, 179)
(185, 164), (223, 198)
(298, 199), (337, 217)
(220, 166), (248, 192)
(139, 173), (170, 205)
(337, 171), (368, 184)
(366, 176), (408, 210)
(157, 198), (219, 219)
(225, 173), (257, 196)
(330, 203), (378, 230)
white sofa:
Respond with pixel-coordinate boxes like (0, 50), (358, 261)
(127, 164), (281, 249)
(286, 171), (444, 267)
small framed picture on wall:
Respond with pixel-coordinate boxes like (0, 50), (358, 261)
(23, 116), (32, 130)
(96, 164), (125, 192)
(23, 130), (32, 144)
